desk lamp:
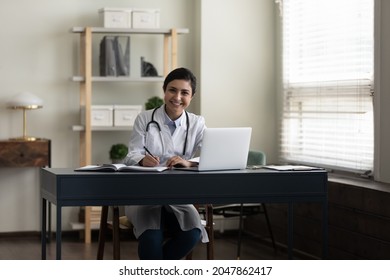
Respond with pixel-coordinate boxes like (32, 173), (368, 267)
(7, 92), (43, 141)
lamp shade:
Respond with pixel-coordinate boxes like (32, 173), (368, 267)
(6, 92), (43, 109)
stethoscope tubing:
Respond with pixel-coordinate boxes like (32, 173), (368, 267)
(145, 106), (189, 156)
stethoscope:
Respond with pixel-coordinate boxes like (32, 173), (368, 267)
(145, 105), (189, 155)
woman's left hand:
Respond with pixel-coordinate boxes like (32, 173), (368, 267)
(166, 156), (193, 168)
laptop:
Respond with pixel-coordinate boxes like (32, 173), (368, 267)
(177, 127), (252, 171)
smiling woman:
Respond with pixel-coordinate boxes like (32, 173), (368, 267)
(122, 67), (210, 260)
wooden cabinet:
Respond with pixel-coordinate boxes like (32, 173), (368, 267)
(71, 27), (189, 243)
(0, 139), (51, 167)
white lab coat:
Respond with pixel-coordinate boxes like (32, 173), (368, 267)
(123, 106), (209, 243)
(124, 106), (205, 166)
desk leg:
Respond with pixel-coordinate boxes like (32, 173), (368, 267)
(41, 198), (47, 260)
(97, 206), (109, 260)
(56, 205), (62, 260)
(288, 203), (293, 259)
(47, 202), (51, 242)
(323, 198), (328, 259)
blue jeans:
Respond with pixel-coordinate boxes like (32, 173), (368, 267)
(137, 207), (201, 260)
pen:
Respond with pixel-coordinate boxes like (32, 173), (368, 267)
(144, 146), (156, 158)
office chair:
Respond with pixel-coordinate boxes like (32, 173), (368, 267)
(96, 204), (214, 260)
(212, 150), (276, 259)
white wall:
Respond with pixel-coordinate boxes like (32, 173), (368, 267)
(0, 0), (279, 233)
(0, 0), (199, 233)
(376, 0), (390, 183)
(199, 0), (277, 160)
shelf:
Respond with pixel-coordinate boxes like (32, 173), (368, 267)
(72, 26), (187, 244)
(72, 125), (133, 132)
(71, 76), (164, 82)
(71, 27), (189, 35)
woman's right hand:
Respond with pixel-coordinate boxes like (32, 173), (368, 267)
(140, 154), (160, 167)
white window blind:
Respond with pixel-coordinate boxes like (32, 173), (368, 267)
(280, 0), (374, 173)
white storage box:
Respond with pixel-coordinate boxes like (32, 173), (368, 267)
(81, 105), (114, 127)
(99, 8), (132, 28)
(132, 9), (160, 28)
(114, 105), (142, 126)
(213, 215), (240, 234)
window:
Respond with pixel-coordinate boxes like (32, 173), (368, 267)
(279, 0), (374, 174)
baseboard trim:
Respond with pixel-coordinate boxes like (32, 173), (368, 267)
(0, 230), (86, 240)
(0, 231), (40, 239)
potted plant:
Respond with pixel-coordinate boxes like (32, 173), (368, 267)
(145, 96), (164, 110)
(109, 143), (128, 163)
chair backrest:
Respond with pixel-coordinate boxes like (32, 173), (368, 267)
(247, 150), (266, 166)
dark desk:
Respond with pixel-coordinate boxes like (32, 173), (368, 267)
(40, 168), (328, 260)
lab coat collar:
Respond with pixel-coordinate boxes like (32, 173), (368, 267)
(163, 108), (184, 128)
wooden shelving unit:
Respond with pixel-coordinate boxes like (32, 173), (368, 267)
(71, 26), (189, 243)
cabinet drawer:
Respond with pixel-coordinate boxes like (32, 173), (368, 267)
(0, 139), (51, 167)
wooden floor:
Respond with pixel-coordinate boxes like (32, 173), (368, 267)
(0, 231), (289, 260)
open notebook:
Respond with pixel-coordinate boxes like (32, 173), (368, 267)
(177, 127), (252, 172)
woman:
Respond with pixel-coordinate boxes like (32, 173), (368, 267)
(123, 67), (208, 260)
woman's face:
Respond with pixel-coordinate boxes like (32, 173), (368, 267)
(163, 79), (193, 120)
